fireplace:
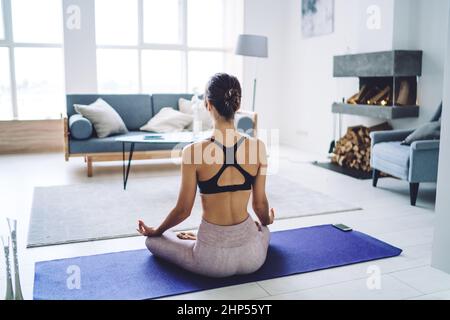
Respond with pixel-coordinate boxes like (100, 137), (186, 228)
(332, 50), (423, 119)
(313, 50), (423, 179)
(346, 76), (417, 107)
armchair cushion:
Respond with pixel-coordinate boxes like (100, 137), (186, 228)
(69, 114), (93, 140)
(401, 121), (441, 146)
(430, 102), (442, 122)
(409, 141), (440, 182)
(411, 140), (440, 151)
(371, 141), (411, 180)
(370, 129), (414, 146)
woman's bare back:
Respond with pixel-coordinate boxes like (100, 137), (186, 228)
(194, 133), (262, 226)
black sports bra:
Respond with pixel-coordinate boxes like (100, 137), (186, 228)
(197, 136), (256, 195)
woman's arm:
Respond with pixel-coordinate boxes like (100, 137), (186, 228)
(137, 144), (197, 237)
(252, 140), (275, 226)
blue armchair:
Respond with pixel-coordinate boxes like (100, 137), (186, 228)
(370, 103), (442, 206)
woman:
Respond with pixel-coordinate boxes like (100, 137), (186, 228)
(137, 73), (274, 278)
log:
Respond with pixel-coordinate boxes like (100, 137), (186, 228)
(331, 122), (392, 173)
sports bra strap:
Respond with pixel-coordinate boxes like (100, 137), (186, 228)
(209, 137), (226, 151)
(197, 135), (255, 195)
(234, 136), (246, 151)
(210, 136), (246, 154)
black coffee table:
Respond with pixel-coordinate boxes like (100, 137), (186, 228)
(116, 132), (210, 189)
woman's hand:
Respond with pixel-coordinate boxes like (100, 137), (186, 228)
(258, 208), (275, 227)
(137, 220), (161, 237)
(268, 208), (275, 225)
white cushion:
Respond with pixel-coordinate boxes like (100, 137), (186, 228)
(178, 97), (213, 130)
(140, 107), (193, 133)
(74, 98), (128, 138)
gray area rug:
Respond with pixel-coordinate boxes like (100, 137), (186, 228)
(28, 175), (361, 247)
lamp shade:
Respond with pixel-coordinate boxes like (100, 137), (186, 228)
(235, 34), (268, 58)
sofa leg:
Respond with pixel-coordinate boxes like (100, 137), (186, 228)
(87, 157), (93, 177)
(372, 169), (380, 187)
(409, 183), (419, 206)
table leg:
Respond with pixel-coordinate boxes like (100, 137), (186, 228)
(122, 142), (126, 189)
(124, 142), (135, 190)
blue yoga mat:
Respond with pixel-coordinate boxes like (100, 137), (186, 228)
(34, 225), (402, 300)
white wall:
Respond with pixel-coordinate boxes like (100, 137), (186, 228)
(62, 0), (97, 94)
(243, 0), (449, 154)
(243, 0), (288, 132)
(432, 4), (450, 274)
(278, 0), (395, 154)
(393, 0), (449, 128)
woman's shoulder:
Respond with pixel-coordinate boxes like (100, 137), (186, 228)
(182, 135), (266, 158)
(183, 137), (212, 149)
(181, 140), (211, 164)
(188, 139), (212, 151)
(242, 135), (266, 151)
(237, 135), (266, 166)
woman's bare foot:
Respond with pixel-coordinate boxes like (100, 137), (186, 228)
(177, 232), (197, 240)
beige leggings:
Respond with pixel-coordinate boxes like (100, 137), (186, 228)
(146, 216), (270, 278)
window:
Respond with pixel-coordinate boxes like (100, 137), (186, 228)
(1, 0), (242, 120)
(142, 50), (184, 93)
(11, 0), (62, 43)
(96, 0), (243, 94)
(188, 51), (224, 92)
(15, 48), (64, 119)
(0, 48), (12, 119)
(97, 49), (139, 93)
(143, 0), (181, 44)
(0, 0), (64, 120)
(188, 0), (224, 48)
(0, 1), (5, 39)
(95, 0), (138, 46)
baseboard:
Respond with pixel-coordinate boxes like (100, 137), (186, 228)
(0, 119), (64, 154)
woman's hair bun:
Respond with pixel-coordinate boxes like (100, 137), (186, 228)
(205, 73), (242, 121)
(224, 88), (241, 112)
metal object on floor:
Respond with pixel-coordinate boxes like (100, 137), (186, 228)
(121, 142), (135, 190)
(2, 236), (14, 300)
(7, 218), (23, 300)
(328, 140), (336, 154)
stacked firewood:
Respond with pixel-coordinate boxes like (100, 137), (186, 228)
(332, 122), (392, 172)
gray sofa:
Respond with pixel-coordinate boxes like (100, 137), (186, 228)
(370, 103), (442, 206)
(64, 94), (257, 176)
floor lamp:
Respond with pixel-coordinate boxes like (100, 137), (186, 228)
(235, 34), (268, 112)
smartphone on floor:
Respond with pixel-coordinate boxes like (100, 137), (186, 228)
(333, 224), (353, 232)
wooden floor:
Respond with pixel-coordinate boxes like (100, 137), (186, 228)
(0, 146), (449, 300)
